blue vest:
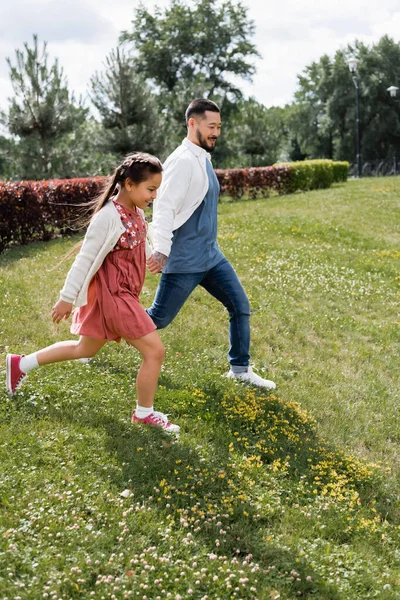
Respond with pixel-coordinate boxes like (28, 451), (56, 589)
(164, 158), (224, 273)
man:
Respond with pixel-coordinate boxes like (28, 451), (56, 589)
(146, 98), (275, 389)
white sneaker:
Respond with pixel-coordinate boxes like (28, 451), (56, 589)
(77, 358), (91, 364)
(226, 366), (276, 390)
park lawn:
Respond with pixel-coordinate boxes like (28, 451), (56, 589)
(0, 176), (399, 599)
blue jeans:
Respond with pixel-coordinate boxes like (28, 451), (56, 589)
(146, 257), (250, 368)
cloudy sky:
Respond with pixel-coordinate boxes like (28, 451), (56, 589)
(1, 0), (400, 115)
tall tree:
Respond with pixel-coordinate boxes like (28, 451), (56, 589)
(290, 54), (336, 159)
(222, 99), (286, 168)
(289, 36), (400, 165)
(90, 47), (165, 158)
(121, 0), (259, 103)
(349, 36), (400, 162)
(1, 35), (87, 179)
(0, 135), (18, 180)
(48, 118), (118, 179)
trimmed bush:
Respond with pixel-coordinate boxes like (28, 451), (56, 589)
(38, 177), (105, 232)
(216, 164), (292, 199)
(0, 177), (105, 253)
(217, 159), (349, 200)
(276, 159), (335, 194)
(0, 160), (350, 253)
(332, 161), (350, 183)
(0, 182), (45, 253)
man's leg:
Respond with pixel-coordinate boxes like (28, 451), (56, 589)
(200, 257), (276, 389)
(200, 257), (250, 368)
(147, 271), (204, 329)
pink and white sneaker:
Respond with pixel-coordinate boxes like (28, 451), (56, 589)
(6, 354), (27, 396)
(132, 410), (180, 433)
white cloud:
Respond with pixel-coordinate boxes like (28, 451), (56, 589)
(0, 0), (115, 42)
(0, 0), (400, 115)
(243, 0), (400, 106)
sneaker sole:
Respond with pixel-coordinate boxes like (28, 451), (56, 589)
(231, 376), (276, 391)
(5, 354), (13, 396)
(246, 381), (276, 391)
(224, 371), (276, 387)
(166, 426), (181, 434)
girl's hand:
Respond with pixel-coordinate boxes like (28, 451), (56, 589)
(147, 251), (167, 274)
(51, 300), (73, 323)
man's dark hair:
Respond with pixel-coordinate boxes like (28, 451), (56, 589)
(185, 98), (220, 124)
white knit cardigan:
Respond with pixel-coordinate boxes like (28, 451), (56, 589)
(60, 201), (151, 307)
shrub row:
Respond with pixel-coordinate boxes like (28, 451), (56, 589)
(216, 159), (349, 199)
(0, 178), (104, 253)
(332, 161), (350, 183)
(0, 160), (349, 253)
(215, 164), (292, 199)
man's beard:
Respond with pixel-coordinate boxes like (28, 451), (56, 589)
(196, 130), (217, 153)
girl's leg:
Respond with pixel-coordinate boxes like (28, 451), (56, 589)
(125, 330), (165, 408)
(125, 331), (179, 433)
(6, 336), (106, 396)
(36, 336), (107, 365)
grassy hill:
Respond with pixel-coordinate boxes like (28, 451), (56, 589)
(0, 177), (399, 599)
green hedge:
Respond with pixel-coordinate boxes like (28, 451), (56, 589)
(276, 159), (349, 194)
(332, 161), (350, 183)
(218, 160), (349, 199)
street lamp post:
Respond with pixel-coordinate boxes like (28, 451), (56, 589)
(346, 57), (362, 178)
(387, 85), (399, 175)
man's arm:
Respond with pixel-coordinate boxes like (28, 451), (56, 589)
(152, 155), (192, 257)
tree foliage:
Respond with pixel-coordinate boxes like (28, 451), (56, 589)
(0, 135), (18, 181)
(3, 9), (400, 179)
(90, 47), (165, 158)
(121, 0), (259, 101)
(221, 99), (286, 168)
(290, 36), (400, 164)
(1, 35), (87, 179)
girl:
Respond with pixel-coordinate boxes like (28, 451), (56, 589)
(6, 153), (180, 433)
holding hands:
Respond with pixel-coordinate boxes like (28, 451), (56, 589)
(147, 251), (167, 274)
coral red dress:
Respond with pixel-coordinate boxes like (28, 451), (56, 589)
(71, 201), (156, 342)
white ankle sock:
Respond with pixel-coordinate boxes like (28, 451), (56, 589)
(135, 405), (153, 419)
(20, 353), (39, 373)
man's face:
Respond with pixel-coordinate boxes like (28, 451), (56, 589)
(191, 111), (221, 153)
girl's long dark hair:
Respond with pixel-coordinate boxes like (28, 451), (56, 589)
(61, 152), (162, 264)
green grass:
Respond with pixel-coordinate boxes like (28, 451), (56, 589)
(0, 176), (399, 599)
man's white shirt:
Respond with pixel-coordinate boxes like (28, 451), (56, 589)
(152, 138), (213, 257)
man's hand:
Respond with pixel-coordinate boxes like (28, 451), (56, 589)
(147, 251), (167, 274)
(52, 300), (73, 323)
